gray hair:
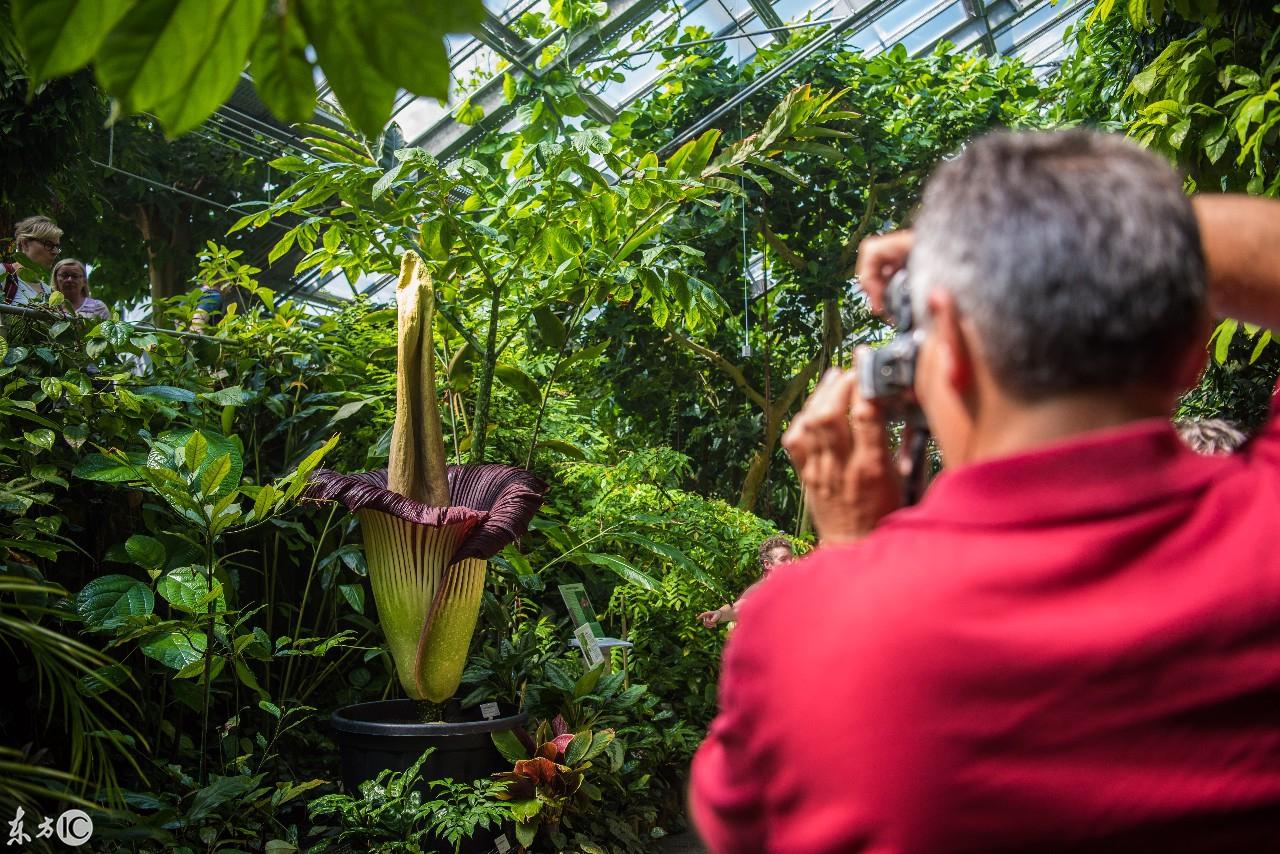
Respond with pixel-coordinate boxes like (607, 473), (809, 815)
(1174, 418), (1247, 455)
(909, 129), (1206, 400)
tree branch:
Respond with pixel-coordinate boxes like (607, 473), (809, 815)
(759, 218), (806, 272)
(666, 324), (767, 409)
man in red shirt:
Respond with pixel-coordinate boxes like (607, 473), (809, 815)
(690, 129), (1280, 852)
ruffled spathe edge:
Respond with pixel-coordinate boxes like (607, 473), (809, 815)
(304, 464), (547, 563)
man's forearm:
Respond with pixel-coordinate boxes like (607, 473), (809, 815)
(1195, 195), (1280, 329)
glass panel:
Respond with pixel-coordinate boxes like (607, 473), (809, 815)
(393, 97), (449, 139)
(900, 1), (967, 52)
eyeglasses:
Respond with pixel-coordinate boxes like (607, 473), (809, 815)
(28, 238), (61, 255)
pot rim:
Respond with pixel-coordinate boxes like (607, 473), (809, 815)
(331, 699), (528, 738)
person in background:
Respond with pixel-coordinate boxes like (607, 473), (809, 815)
(189, 280), (229, 333)
(699, 535), (795, 628)
(1175, 417), (1248, 455)
(691, 129), (1280, 852)
(5, 215), (61, 305)
(51, 259), (109, 321)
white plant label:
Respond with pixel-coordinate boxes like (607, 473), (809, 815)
(494, 833), (512, 853)
(575, 624), (605, 668)
(480, 702), (500, 720)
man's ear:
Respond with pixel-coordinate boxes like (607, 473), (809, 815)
(926, 289), (974, 394)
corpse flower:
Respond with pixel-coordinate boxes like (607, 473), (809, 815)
(305, 252), (545, 712)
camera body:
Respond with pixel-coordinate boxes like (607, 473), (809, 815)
(858, 270), (921, 406)
(857, 269), (931, 505)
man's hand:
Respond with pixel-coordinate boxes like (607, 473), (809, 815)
(782, 353), (902, 544)
(854, 229), (914, 313)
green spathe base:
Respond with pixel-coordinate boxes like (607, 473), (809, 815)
(358, 509), (488, 703)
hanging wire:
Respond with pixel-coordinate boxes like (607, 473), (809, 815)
(738, 26), (752, 359)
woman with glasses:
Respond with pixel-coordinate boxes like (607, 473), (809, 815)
(5, 215), (62, 305)
(51, 259), (109, 321)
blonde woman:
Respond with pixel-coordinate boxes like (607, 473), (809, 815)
(5, 215), (62, 305)
(51, 259), (109, 321)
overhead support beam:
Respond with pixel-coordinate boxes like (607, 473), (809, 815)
(747, 0), (789, 42)
(961, 0), (998, 55)
(474, 12), (541, 72)
(411, 0), (668, 161)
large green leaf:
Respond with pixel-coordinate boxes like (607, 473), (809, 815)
(582, 553), (658, 591)
(11, 0), (133, 82)
(349, 0), (456, 102)
(157, 566), (225, 614)
(248, 4), (315, 123)
(148, 0), (268, 135)
(493, 364), (541, 405)
(134, 385), (198, 403)
(188, 773), (263, 822)
(141, 629), (207, 670)
(149, 429), (244, 499)
(296, 0), (397, 138)
(76, 575), (155, 629)
(125, 534), (166, 572)
(73, 452), (147, 483)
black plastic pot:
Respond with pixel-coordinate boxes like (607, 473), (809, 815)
(331, 699), (527, 854)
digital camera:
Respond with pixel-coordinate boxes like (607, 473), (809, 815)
(857, 269), (930, 505)
(858, 270), (920, 406)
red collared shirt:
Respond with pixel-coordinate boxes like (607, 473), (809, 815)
(692, 396), (1280, 853)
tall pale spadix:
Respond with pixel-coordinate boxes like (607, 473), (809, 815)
(305, 253), (545, 708)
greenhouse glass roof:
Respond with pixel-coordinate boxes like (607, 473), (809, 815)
(289, 0), (1089, 307)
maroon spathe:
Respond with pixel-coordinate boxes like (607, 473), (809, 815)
(305, 464), (546, 563)
(692, 388), (1280, 852)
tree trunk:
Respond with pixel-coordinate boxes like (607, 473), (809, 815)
(737, 404), (786, 511)
(135, 204), (191, 323)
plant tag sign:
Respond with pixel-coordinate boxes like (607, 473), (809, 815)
(575, 624), (605, 668)
(494, 834), (512, 854)
(559, 582), (605, 638)
(480, 702), (500, 720)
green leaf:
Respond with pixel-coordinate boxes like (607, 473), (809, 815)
(259, 699), (282, 719)
(492, 729), (530, 763)
(564, 730), (593, 766)
(454, 98), (485, 125)
(76, 575), (155, 629)
(581, 553), (658, 591)
(338, 583), (365, 614)
(39, 377), (62, 401)
(135, 385), (198, 403)
(149, 0), (268, 135)
(297, 0), (398, 137)
(200, 386), (255, 406)
(249, 4), (316, 123)
(73, 452), (144, 483)
(573, 664), (604, 700)
(199, 453), (234, 497)
(125, 534), (167, 571)
(535, 439), (586, 460)
(24, 429), (56, 451)
(157, 566), (225, 614)
(141, 629), (207, 670)
(348, 0), (455, 103)
(11, 0), (133, 82)
(503, 72), (518, 104)
(185, 432), (209, 471)
(96, 0), (267, 136)
(1213, 318), (1237, 364)
(515, 816), (538, 847)
(188, 774), (261, 822)
(150, 429), (244, 499)
(511, 798), (541, 822)
(493, 364), (541, 405)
